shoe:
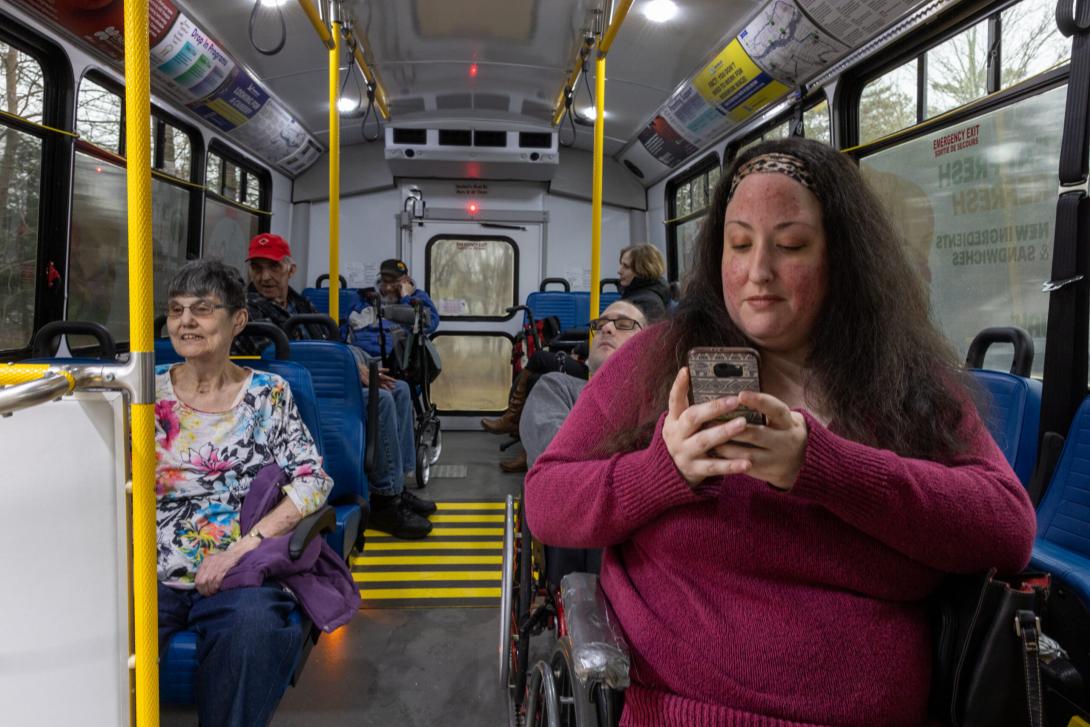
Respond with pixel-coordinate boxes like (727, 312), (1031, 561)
(401, 488), (437, 516)
(481, 370), (532, 436)
(500, 449), (527, 473)
(368, 500), (433, 539)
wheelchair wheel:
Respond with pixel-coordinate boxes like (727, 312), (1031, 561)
(428, 425), (442, 465)
(550, 636), (598, 727)
(415, 443), (431, 488)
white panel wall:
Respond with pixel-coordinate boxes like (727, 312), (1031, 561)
(305, 188), (402, 287)
(544, 195), (635, 289)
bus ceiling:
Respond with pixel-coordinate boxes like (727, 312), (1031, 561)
(8, 0), (975, 185)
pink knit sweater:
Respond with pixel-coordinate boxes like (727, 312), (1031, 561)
(524, 330), (1036, 727)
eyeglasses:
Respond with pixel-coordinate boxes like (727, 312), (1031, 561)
(166, 300), (229, 318)
(589, 316), (641, 332)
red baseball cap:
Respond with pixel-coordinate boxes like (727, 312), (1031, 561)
(247, 233), (292, 262)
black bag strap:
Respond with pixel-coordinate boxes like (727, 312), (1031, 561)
(1038, 0), (1090, 502)
(1016, 610), (1044, 727)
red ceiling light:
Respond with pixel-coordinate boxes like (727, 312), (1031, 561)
(467, 200), (480, 215)
(469, 63), (479, 78)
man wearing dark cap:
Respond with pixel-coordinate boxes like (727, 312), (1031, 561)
(344, 258), (440, 359)
(241, 235), (435, 539)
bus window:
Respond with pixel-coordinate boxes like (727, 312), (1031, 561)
(666, 155), (720, 283)
(203, 148), (269, 276)
(76, 76), (122, 156)
(0, 41), (45, 352)
(859, 84), (1065, 378)
(859, 60), (917, 146)
(925, 20), (989, 120)
(430, 334), (513, 412)
(803, 99), (831, 145)
(426, 236), (516, 318)
(151, 116), (192, 181)
(1001, 0), (1070, 87)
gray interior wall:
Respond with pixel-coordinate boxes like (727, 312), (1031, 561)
(293, 143), (396, 202)
(549, 147), (647, 210)
(304, 188), (402, 287)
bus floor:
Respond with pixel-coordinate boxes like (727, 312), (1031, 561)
(161, 430), (523, 727)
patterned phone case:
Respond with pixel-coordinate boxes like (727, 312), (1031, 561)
(687, 347), (765, 425)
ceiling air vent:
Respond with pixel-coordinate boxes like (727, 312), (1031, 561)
(392, 128), (427, 145)
(438, 129), (472, 146)
(519, 132), (552, 149)
(474, 130), (507, 147)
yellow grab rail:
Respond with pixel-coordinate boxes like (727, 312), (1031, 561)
(598, 0), (634, 56)
(124, 0), (159, 724)
(551, 35), (593, 127)
(297, 0), (336, 50)
(0, 362), (53, 386)
(329, 22), (342, 322)
(350, 35), (391, 121)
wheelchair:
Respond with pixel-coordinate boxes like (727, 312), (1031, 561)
(500, 494), (625, 727)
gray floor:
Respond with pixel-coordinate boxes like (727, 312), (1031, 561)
(164, 430), (525, 727)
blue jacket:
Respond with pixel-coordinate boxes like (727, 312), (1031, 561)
(343, 287), (440, 358)
(221, 463), (360, 633)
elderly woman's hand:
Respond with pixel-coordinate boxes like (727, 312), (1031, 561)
(712, 390), (809, 491)
(194, 536), (260, 596)
(664, 367), (758, 487)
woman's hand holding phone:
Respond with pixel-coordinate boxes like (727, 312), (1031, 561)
(664, 367), (808, 490)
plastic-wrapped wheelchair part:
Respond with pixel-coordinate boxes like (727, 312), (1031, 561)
(559, 572), (631, 689)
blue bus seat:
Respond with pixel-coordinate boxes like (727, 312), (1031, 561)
(526, 290), (583, 331)
(301, 287), (357, 321)
(1031, 396), (1090, 607)
(154, 338), (182, 365)
(970, 369), (1042, 487)
(598, 291), (621, 313)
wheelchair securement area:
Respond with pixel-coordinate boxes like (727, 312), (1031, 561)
(353, 500), (507, 608)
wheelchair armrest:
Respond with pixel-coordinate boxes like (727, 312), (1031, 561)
(384, 304), (416, 326)
(289, 505), (337, 560)
(559, 572), (631, 689)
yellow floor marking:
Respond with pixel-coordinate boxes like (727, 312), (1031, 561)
(361, 587), (501, 599)
(353, 570), (502, 582)
(364, 540), (501, 551)
(364, 527), (503, 538)
(430, 514), (504, 523)
(435, 502), (509, 510)
(353, 554), (502, 566)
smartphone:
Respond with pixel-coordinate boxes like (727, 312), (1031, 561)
(687, 347), (765, 425)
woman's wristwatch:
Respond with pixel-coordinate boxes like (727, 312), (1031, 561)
(248, 528), (264, 541)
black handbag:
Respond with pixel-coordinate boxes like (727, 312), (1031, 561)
(929, 569), (1050, 727)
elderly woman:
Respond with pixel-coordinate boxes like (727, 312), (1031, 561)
(155, 259), (334, 727)
(617, 242), (670, 309)
(525, 139), (1036, 726)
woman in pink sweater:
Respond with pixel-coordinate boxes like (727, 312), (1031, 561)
(524, 138), (1036, 727)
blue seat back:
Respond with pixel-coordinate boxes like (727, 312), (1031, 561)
(154, 338), (182, 365)
(284, 340), (369, 502)
(1036, 397), (1090, 565)
(302, 287), (358, 321)
(598, 291), (621, 314)
(971, 369), (1042, 486)
(526, 291), (592, 331)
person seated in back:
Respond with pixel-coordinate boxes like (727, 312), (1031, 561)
(241, 235), (434, 539)
(155, 259), (358, 727)
(484, 295), (667, 472)
(344, 258), (440, 360)
(617, 243), (670, 310)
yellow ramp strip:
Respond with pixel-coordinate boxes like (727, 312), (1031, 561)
(430, 514), (504, 523)
(354, 570), (502, 582)
(365, 527), (503, 538)
(354, 554), (502, 566)
(435, 501), (509, 511)
(361, 587), (501, 600)
(364, 540), (500, 551)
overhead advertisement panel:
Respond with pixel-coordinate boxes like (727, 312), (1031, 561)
(629, 0), (926, 176)
(9, 0), (322, 178)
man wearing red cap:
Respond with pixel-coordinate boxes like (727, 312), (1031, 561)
(241, 234), (435, 539)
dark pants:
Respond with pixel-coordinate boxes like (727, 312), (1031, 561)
(158, 582), (302, 727)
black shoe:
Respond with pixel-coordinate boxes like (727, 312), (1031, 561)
(400, 489), (437, 516)
(368, 500), (433, 539)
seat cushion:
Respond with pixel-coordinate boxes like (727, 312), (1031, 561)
(1031, 540), (1090, 608)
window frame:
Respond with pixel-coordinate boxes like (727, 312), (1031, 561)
(423, 234), (520, 322)
(664, 152), (720, 283)
(205, 140), (272, 220)
(0, 12), (73, 359)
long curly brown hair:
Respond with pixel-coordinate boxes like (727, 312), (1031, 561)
(609, 137), (972, 460)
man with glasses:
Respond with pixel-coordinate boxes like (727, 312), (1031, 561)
(521, 297), (665, 470)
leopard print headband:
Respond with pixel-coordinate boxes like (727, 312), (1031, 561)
(727, 152), (816, 202)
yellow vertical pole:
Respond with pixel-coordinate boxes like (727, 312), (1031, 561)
(123, 0), (159, 724)
(590, 55), (606, 325)
(329, 22), (342, 322)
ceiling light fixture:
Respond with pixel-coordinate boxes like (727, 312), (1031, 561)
(259, 0), (289, 7)
(337, 97), (358, 113)
(642, 0), (678, 23)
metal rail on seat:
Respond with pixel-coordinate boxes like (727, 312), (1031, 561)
(499, 494), (517, 688)
(0, 370), (74, 416)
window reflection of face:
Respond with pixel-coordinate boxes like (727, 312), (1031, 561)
(588, 300), (646, 372)
(721, 173), (828, 358)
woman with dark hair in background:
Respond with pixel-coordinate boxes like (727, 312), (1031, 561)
(617, 242), (670, 308)
(525, 138), (1035, 726)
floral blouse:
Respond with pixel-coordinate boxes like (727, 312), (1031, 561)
(154, 364), (333, 588)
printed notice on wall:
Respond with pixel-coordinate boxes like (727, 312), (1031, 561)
(738, 0), (848, 86)
(797, 0), (925, 48)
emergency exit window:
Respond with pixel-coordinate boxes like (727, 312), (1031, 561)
(425, 235), (517, 319)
